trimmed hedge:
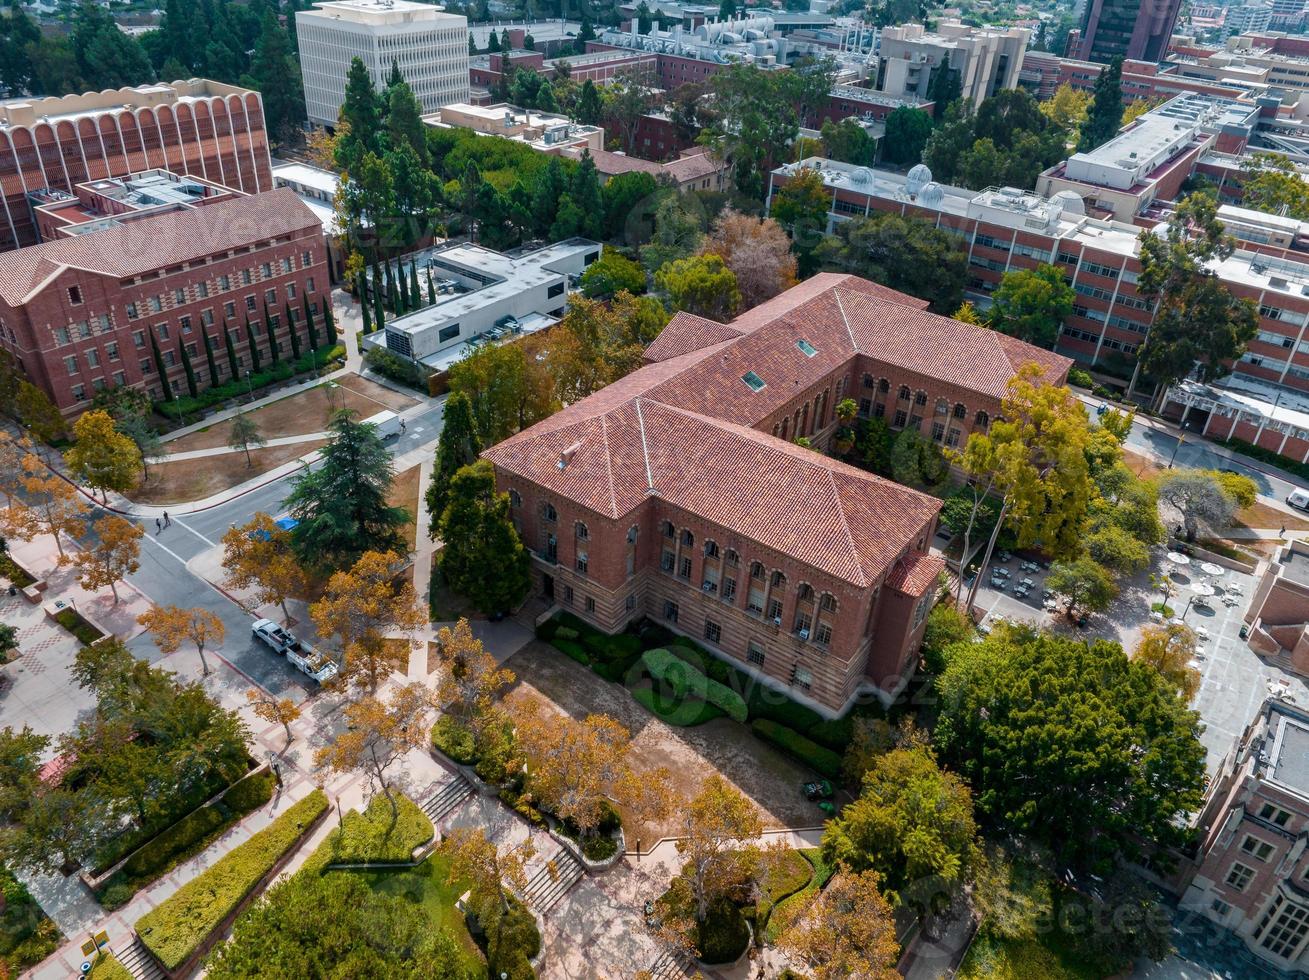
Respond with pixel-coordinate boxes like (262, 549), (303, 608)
(220, 770), (278, 814)
(87, 953), (133, 980)
(431, 715), (477, 765)
(750, 720), (843, 779)
(553, 639), (591, 666)
(0, 553), (35, 588)
(136, 790), (328, 970)
(631, 686), (724, 726)
(53, 607), (105, 646)
(303, 794), (433, 871)
(643, 648), (747, 722)
(1219, 435), (1309, 483)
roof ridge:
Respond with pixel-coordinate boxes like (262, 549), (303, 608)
(826, 465), (868, 586)
(634, 397), (655, 495)
(833, 285), (858, 353)
(600, 412), (618, 518)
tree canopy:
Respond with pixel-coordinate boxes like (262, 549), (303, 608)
(815, 212), (968, 313)
(437, 460), (532, 615)
(989, 263), (1075, 349)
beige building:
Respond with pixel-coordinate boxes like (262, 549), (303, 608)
(877, 20), (1030, 106)
(423, 103), (603, 154)
(1180, 697), (1309, 973)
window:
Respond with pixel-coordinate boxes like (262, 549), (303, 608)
(197, 281), (209, 299)
(307, 277), (315, 294)
(742, 371), (766, 392)
(975, 410), (989, 427)
(722, 577), (736, 601)
(704, 540), (719, 558)
(794, 612), (812, 637)
(164, 351), (176, 366)
(932, 422), (945, 442)
(548, 281), (564, 298)
(750, 562), (765, 581)
(179, 315), (192, 333)
(201, 309), (214, 326)
(563, 584), (573, 604)
(1259, 803), (1293, 828)
(626, 594), (637, 612)
(576, 551), (588, 574)
(747, 641), (765, 667)
(815, 622), (832, 645)
(575, 521), (589, 540)
(766, 598), (783, 622)
(543, 503), (557, 522)
(126, 302), (139, 320)
(897, 385), (910, 400)
(438, 323), (460, 342)
(585, 596), (595, 613)
(64, 354), (78, 375)
(704, 620), (721, 643)
(67, 285), (82, 305)
(1255, 892), (1309, 960)
(140, 358), (153, 374)
(1212, 898), (1232, 916)
(1226, 862), (1256, 892)
(149, 296), (163, 313)
(791, 665), (812, 690)
(953, 403), (966, 419)
(286, 283), (297, 300)
(546, 533), (558, 562)
(1243, 835), (1276, 862)
(105, 342), (119, 362)
(242, 269), (253, 285)
(246, 296), (257, 312)
(935, 398), (949, 416)
(265, 289), (277, 304)
(663, 600), (679, 623)
(627, 525), (638, 544)
(174, 288), (186, 305)
(85, 349), (99, 369)
(878, 379), (890, 394)
(261, 262), (272, 278)
(662, 550), (676, 572)
(796, 339), (817, 357)
(54, 326), (70, 345)
(682, 529), (694, 547)
(914, 391), (927, 406)
(509, 489), (522, 507)
(71, 384), (86, 402)
(725, 549), (738, 566)
(894, 409), (908, 428)
(75, 321), (91, 339)
(678, 556), (692, 579)
(302, 251), (312, 267)
(663, 521), (675, 539)
(219, 274), (231, 290)
(281, 258), (292, 274)
(770, 570), (786, 589)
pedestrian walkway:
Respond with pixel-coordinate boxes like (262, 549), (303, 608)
(156, 431), (330, 463)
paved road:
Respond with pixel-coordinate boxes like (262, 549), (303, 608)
(121, 401), (447, 695)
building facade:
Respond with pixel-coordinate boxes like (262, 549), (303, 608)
(296, 0), (470, 128)
(0, 80), (272, 254)
(1245, 540), (1309, 677)
(0, 188), (328, 415)
(484, 274), (1070, 717)
(1077, 0), (1183, 63)
(877, 20), (1031, 105)
(1179, 697), (1309, 976)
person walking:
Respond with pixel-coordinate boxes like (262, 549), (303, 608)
(162, 511), (170, 528)
(155, 517), (161, 534)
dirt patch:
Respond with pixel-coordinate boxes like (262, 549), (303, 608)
(129, 439), (327, 505)
(162, 376), (417, 453)
(504, 642), (820, 844)
(1236, 500), (1309, 532)
(389, 465), (421, 552)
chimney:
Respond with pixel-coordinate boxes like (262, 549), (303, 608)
(557, 441), (583, 469)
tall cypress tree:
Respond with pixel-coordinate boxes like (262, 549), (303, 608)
(224, 325), (240, 378)
(425, 391), (481, 533)
(362, 292), (373, 332)
(383, 261), (395, 311)
(304, 297), (320, 351)
(286, 303), (302, 360)
(1078, 57), (1125, 153)
(265, 303), (281, 365)
(427, 268), (437, 305)
(409, 259), (421, 308)
(149, 331), (169, 396)
(245, 317), (262, 373)
(323, 303), (336, 343)
(372, 280), (385, 333)
(178, 339), (199, 398)
(202, 329), (220, 386)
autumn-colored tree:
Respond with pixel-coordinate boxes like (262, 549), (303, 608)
(220, 513), (307, 622)
(697, 209), (797, 309)
(138, 604), (225, 675)
(516, 705), (675, 841)
(1133, 622), (1201, 702)
(777, 869), (900, 980)
(676, 776), (762, 924)
(9, 457), (89, 560)
(315, 682), (431, 817)
(310, 549), (425, 694)
(73, 515), (142, 604)
(245, 688), (302, 750)
(433, 618), (514, 732)
(0, 430), (33, 505)
(65, 409), (142, 500)
(546, 291), (670, 404)
(438, 826), (534, 926)
(655, 253), (742, 320)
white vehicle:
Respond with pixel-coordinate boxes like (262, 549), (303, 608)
(1288, 488), (1309, 512)
(364, 409), (402, 441)
(251, 618), (338, 684)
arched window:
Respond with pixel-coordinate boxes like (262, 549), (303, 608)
(682, 529), (694, 547)
(751, 561), (766, 580)
(914, 391), (928, 406)
(575, 521), (589, 540)
(780, 417), (789, 440)
(627, 525), (639, 544)
(953, 402), (967, 419)
(508, 489), (522, 507)
(879, 378), (890, 394)
(975, 410), (990, 428)
(820, 593), (837, 613)
(898, 385), (911, 400)
(662, 520), (675, 539)
(798, 583), (814, 602)
(935, 398), (949, 416)
(725, 548), (739, 566)
(704, 540), (719, 558)
(771, 570), (787, 589)
(542, 503), (557, 522)
(862, 373), (874, 389)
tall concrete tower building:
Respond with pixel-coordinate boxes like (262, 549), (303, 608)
(296, 0), (470, 128)
(1077, 0), (1182, 63)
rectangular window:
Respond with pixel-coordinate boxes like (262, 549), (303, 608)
(576, 552), (588, 574)
(748, 586), (764, 614)
(71, 384), (86, 402)
(140, 358), (153, 374)
(932, 422), (945, 442)
(742, 371), (766, 392)
(747, 642), (765, 667)
(792, 666), (812, 691)
(149, 296), (163, 312)
(156, 323), (169, 340)
(67, 285), (83, 305)
(164, 351), (176, 366)
(219, 274), (231, 290)
(202, 309), (215, 326)
(197, 281), (209, 299)
(105, 342), (119, 362)
(261, 263), (272, 278)
(76, 320), (91, 339)
(126, 302), (139, 320)
(302, 251), (312, 267)
(246, 296), (257, 312)
(894, 409), (908, 428)
(307, 277), (315, 294)
(563, 584), (573, 604)
(1226, 862), (1256, 892)
(265, 289), (277, 304)
(174, 288), (186, 305)
(585, 596), (595, 613)
(815, 622), (832, 645)
(64, 354), (78, 375)
(179, 315), (192, 333)
(704, 620), (721, 644)
(661, 549), (675, 572)
(1256, 893), (1309, 959)
(54, 326), (70, 345)
(281, 258), (292, 274)
(1259, 803), (1293, 828)
(766, 598), (783, 622)
(438, 323), (460, 342)
(242, 269), (253, 285)
(85, 349), (99, 368)
(663, 600), (679, 623)
(722, 577), (736, 601)
(224, 301), (236, 318)
(626, 594), (636, 611)
(286, 283), (297, 300)
(1243, 835), (1276, 862)
(678, 556), (692, 579)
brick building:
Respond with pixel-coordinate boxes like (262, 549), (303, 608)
(0, 80), (272, 254)
(0, 187), (328, 415)
(1245, 539), (1309, 676)
(484, 274), (1070, 717)
(1179, 696), (1309, 975)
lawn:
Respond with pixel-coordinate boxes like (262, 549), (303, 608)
(763, 849), (833, 943)
(302, 793), (433, 872)
(1, 865), (63, 976)
(331, 853), (484, 975)
(129, 439), (327, 505)
(958, 932), (1106, 980)
(388, 464), (421, 552)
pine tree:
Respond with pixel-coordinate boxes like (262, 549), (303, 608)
(1079, 57), (1125, 153)
(323, 303), (336, 344)
(245, 317), (262, 373)
(202, 330), (220, 386)
(362, 291), (373, 332)
(425, 391), (481, 534)
(383, 261), (395, 312)
(178, 339), (198, 398)
(224, 325), (240, 379)
(372, 278), (385, 332)
(437, 460), (531, 614)
(577, 79), (602, 126)
(427, 268), (437, 305)
(286, 303), (302, 361)
(304, 297), (320, 351)
(409, 259), (421, 308)
(570, 151), (604, 239)
(487, 29), (501, 52)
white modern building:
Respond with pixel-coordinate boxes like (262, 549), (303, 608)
(366, 239), (601, 370)
(876, 19), (1030, 106)
(296, 0), (470, 128)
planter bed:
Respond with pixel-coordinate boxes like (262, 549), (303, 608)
(49, 605), (106, 645)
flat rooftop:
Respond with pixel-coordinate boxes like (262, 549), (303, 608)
(0, 79), (253, 128)
(271, 161), (340, 196)
(1269, 707), (1309, 797)
(1282, 547), (1309, 588)
(300, 0), (462, 23)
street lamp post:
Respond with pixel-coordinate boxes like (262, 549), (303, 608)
(245, 370), (254, 404)
(1168, 428), (1187, 469)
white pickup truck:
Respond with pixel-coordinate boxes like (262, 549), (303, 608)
(251, 618), (339, 684)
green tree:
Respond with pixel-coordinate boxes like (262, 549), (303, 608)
(889, 427), (925, 485)
(819, 117), (877, 166)
(304, 298), (320, 352)
(447, 337), (556, 445)
(202, 330), (221, 386)
(265, 306), (281, 366)
(926, 63), (961, 121)
(1046, 556), (1119, 616)
(335, 57), (382, 172)
(655, 254), (741, 320)
(882, 106), (934, 164)
(936, 628), (1207, 869)
(285, 410), (409, 570)
(72, 1), (153, 90)
(1156, 468), (1241, 542)
(247, 10), (304, 144)
(579, 250), (646, 299)
(426, 392), (482, 535)
(178, 338), (199, 397)
(699, 63), (801, 198)
(438, 460), (532, 614)
(386, 80), (428, 165)
(577, 78), (603, 125)
(990, 263), (1075, 349)
(1086, 522), (1151, 574)
(602, 170), (658, 240)
(244, 318), (262, 373)
(822, 745), (979, 920)
(1241, 153), (1309, 219)
(1134, 194), (1259, 404)
(409, 259), (422, 309)
(228, 410), (266, 467)
(814, 211), (968, 314)
(1078, 56), (1125, 152)
(570, 151), (605, 239)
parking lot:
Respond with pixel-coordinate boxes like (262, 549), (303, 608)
(970, 547), (1309, 773)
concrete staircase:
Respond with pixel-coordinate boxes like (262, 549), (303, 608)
(419, 773), (474, 826)
(112, 937), (165, 980)
(648, 946), (695, 978)
(522, 841), (585, 913)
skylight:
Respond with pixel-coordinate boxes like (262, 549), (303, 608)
(742, 371), (766, 392)
(796, 339), (817, 357)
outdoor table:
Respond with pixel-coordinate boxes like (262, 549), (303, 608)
(1199, 562), (1225, 577)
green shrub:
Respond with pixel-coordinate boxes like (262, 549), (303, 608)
(747, 689), (825, 735)
(1066, 367), (1095, 389)
(53, 607), (104, 645)
(220, 770), (277, 816)
(581, 835), (619, 861)
(307, 794), (433, 869)
(696, 898), (750, 964)
(555, 626), (579, 640)
(535, 618), (559, 641)
(631, 686), (724, 726)
(750, 720), (843, 778)
(87, 953), (134, 980)
(0, 553), (36, 588)
(117, 805), (227, 882)
(485, 897), (541, 980)
(364, 347), (430, 391)
(642, 648), (705, 700)
(553, 639), (590, 666)
(432, 716), (477, 764)
(0, 866), (62, 974)
(498, 787), (546, 827)
(704, 678), (748, 723)
(136, 790), (328, 970)
(155, 346), (345, 419)
(1218, 436), (1309, 482)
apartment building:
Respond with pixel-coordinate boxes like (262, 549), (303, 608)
(296, 0), (469, 128)
(876, 20), (1031, 105)
(1179, 697), (1309, 976)
(484, 274), (1069, 716)
(0, 186), (327, 415)
(1077, 0), (1183, 63)
(0, 80), (272, 254)
(1019, 50), (1255, 102)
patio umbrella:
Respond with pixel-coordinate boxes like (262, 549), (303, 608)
(1167, 552), (1191, 565)
(1192, 583), (1216, 597)
(1199, 562), (1225, 576)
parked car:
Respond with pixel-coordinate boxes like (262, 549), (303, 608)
(252, 619), (338, 684)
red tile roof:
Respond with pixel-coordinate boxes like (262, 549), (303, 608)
(885, 551), (947, 595)
(487, 274), (1070, 588)
(0, 189), (320, 305)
